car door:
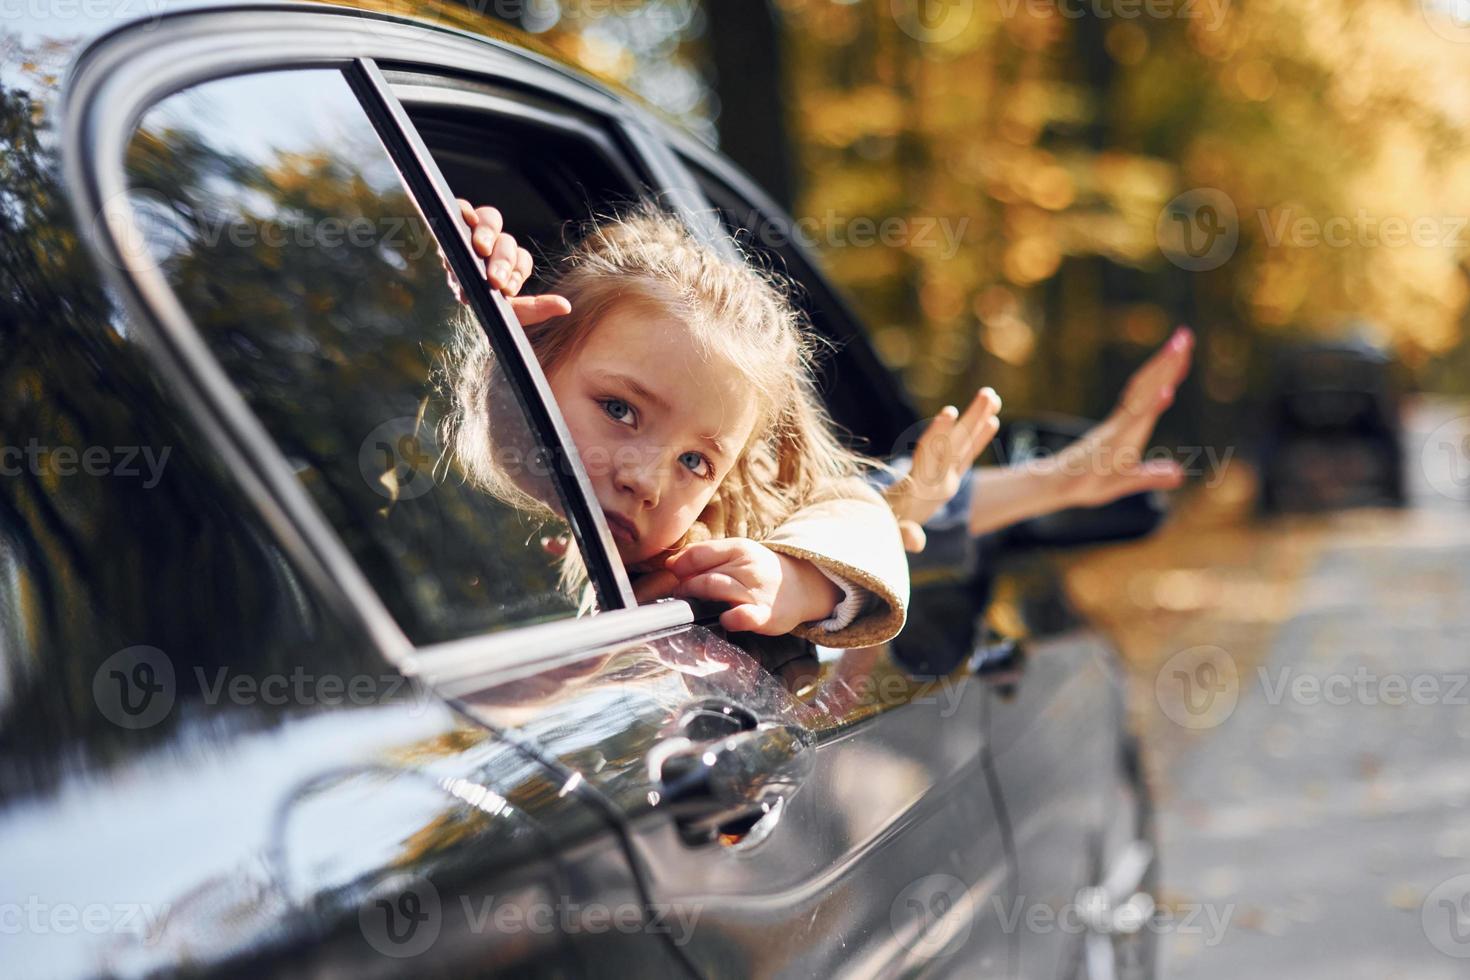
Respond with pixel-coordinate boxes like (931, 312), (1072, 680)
(40, 14), (709, 975)
(980, 554), (1131, 980)
(375, 57), (1017, 977)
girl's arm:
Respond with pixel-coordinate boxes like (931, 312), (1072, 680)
(967, 326), (1196, 536)
(660, 479), (910, 648)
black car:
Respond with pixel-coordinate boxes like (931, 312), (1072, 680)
(1258, 339), (1406, 513)
(1, 4), (1161, 977)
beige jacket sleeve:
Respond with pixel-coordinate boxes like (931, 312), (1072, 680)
(760, 478), (910, 649)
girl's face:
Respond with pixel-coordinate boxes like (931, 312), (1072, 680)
(548, 304), (759, 566)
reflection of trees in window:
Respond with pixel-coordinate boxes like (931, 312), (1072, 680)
(0, 73), (384, 794)
(123, 76), (582, 645)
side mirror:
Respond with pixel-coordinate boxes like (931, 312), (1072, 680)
(995, 415), (1168, 550)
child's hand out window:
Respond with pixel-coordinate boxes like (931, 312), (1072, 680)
(634, 538), (843, 636)
(884, 386), (1002, 541)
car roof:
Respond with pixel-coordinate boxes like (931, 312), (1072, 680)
(7, 0), (674, 129)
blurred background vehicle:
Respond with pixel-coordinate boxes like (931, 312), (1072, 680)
(1257, 338), (1407, 514)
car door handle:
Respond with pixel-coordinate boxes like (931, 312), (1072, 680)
(648, 723), (814, 846)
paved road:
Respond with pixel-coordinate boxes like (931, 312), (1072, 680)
(1157, 401), (1470, 979)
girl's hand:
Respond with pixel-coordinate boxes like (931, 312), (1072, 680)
(1055, 326), (1196, 507)
(455, 199), (571, 326)
(663, 539), (842, 635)
(886, 387), (1002, 531)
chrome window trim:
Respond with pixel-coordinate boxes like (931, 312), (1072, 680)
(405, 599), (693, 697)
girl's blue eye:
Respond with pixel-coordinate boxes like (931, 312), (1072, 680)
(601, 398), (635, 426)
(678, 451), (711, 479)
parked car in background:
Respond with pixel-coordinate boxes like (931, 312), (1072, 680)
(1, 3), (1163, 976)
(1258, 338), (1406, 513)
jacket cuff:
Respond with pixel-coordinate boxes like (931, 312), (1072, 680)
(810, 568), (872, 632)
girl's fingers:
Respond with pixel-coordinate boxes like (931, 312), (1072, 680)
(911, 406), (958, 483)
(675, 570), (753, 606)
(486, 232), (519, 290)
(958, 387), (1000, 432)
(965, 414), (1001, 461)
(1122, 327), (1193, 418)
(720, 603), (774, 634)
(472, 206), (504, 247)
(509, 294), (572, 326)
(1127, 459), (1186, 495)
(957, 388), (1001, 458)
(632, 569), (680, 604)
(508, 247), (533, 295)
(666, 539), (751, 577)
(898, 520), (927, 553)
(458, 198), (477, 226)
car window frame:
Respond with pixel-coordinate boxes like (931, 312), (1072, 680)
(63, 8), (697, 684)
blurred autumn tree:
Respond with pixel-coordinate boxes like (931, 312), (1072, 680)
(502, 0), (1470, 451)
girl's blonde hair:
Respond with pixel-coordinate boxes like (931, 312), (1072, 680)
(442, 203), (880, 580)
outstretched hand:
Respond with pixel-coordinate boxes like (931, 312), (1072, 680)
(1055, 326), (1196, 507)
(886, 386), (1002, 538)
(455, 199), (571, 325)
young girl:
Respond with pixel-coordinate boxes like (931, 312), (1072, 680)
(450, 200), (912, 649)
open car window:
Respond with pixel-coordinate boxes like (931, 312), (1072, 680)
(388, 71), (651, 295)
(122, 67), (602, 645)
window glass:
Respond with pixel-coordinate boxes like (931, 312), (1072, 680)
(123, 69), (591, 645)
